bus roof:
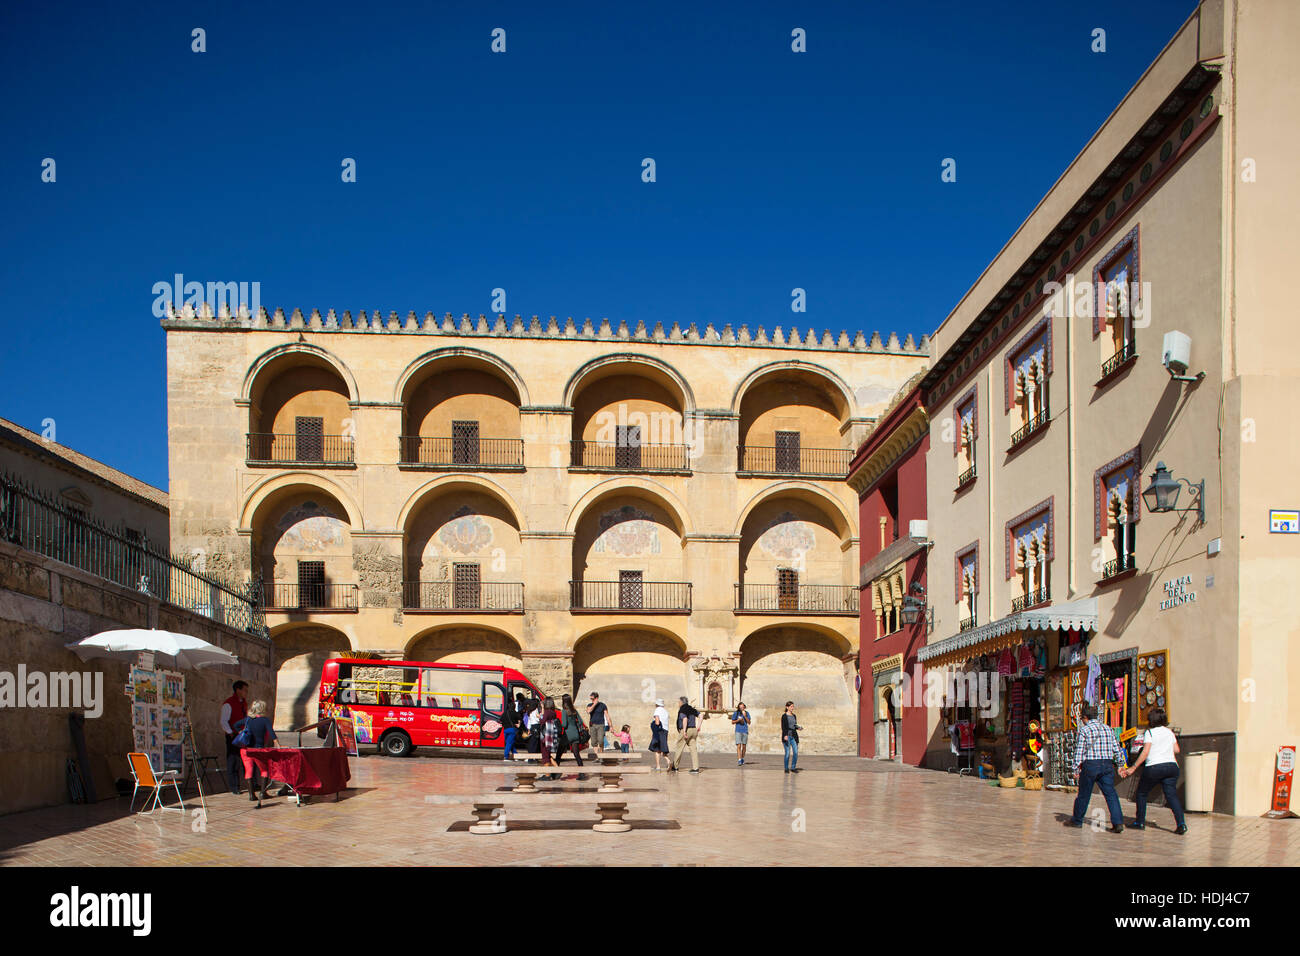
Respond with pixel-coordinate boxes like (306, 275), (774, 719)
(329, 658), (524, 674)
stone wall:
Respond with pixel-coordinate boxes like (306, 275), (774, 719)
(0, 541), (274, 816)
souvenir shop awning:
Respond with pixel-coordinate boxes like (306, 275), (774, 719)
(917, 598), (1099, 667)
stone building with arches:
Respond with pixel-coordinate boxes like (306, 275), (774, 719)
(164, 307), (925, 751)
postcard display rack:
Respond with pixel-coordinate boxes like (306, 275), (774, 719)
(128, 652), (187, 773)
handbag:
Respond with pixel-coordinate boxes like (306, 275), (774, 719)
(231, 718), (253, 749)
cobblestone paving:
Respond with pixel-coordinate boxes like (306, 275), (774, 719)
(1, 753), (1295, 866)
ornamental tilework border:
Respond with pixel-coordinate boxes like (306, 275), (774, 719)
(952, 382), (978, 456)
(954, 540), (979, 602)
(1094, 445), (1143, 541)
(1092, 225), (1141, 338)
(1003, 315), (1054, 412)
(1004, 496), (1054, 580)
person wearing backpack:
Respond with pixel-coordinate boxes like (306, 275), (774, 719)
(670, 696), (702, 773)
(557, 694), (587, 771)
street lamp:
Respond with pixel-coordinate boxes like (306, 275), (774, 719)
(900, 583), (927, 625)
(1141, 461), (1204, 524)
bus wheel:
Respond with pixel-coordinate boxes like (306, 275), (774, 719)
(381, 731), (412, 758)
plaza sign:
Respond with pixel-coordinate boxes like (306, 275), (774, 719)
(1159, 574), (1196, 611)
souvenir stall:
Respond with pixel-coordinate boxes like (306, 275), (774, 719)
(919, 599), (1100, 786)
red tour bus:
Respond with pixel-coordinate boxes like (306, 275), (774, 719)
(318, 658), (543, 757)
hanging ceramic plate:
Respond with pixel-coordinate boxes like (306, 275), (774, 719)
(1146, 690), (1156, 704)
(1156, 655), (1164, 666)
(1147, 676), (1156, 689)
(1156, 684), (1164, 695)
(1139, 657), (1147, 667)
(1157, 695), (1165, 707)
(1138, 669), (1146, 681)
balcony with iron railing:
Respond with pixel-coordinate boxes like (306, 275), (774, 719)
(1098, 340), (1138, 384)
(1101, 552), (1137, 581)
(959, 616), (978, 632)
(402, 581), (525, 612)
(1009, 399), (1051, 452)
(246, 433), (355, 466)
(737, 445), (852, 478)
(1010, 585), (1051, 613)
(262, 582), (359, 612)
(398, 436), (525, 470)
(733, 584), (859, 616)
(956, 462), (977, 489)
(570, 440), (690, 473)
(569, 580), (692, 613)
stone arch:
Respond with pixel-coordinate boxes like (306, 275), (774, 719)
(734, 482), (853, 540)
(563, 352), (696, 414)
(730, 360), (856, 422)
(400, 481), (525, 603)
(395, 475), (527, 534)
(572, 625), (690, 736)
(241, 473), (365, 532)
(270, 622), (354, 729)
(404, 624), (524, 669)
(241, 342), (360, 406)
(393, 346), (530, 407)
(246, 483), (356, 603)
(565, 477), (692, 538)
(738, 624), (856, 754)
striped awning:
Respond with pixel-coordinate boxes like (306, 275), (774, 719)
(917, 598), (1099, 666)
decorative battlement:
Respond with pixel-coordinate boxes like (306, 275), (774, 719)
(161, 304), (929, 355)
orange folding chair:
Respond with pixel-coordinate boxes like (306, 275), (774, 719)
(127, 752), (185, 814)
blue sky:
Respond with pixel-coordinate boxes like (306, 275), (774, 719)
(0, 0), (1199, 490)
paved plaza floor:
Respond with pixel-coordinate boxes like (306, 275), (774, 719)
(1, 752), (1296, 866)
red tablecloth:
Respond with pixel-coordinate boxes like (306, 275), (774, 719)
(241, 747), (351, 795)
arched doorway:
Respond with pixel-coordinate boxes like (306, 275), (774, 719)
(739, 626), (856, 754)
(270, 623), (353, 729)
(572, 627), (689, 743)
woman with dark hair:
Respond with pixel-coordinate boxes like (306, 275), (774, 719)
(557, 693), (586, 770)
(1120, 707), (1188, 834)
(539, 697), (561, 779)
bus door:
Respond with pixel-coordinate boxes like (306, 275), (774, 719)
(480, 681), (507, 747)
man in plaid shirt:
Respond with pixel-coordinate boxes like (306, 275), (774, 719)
(1065, 702), (1125, 832)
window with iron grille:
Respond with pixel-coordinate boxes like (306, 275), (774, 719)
(453, 563), (482, 609)
(452, 421), (481, 465)
(615, 426), (642, 469)
(296, 416), (324, 462)
(778, 568), (799, 611)
(619, 570), (643, 609)
(298, 560), (326, 608)
(774, 431), (801, 473)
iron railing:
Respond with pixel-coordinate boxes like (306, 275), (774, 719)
(0, 472), (266, 636)
(399, 436), (524, 468)
(737, 445), (852, 477)
(402, 581), (525, 612)
(957, 463), (977, 487)
(959, 616), (978, 631)
(262, 582), (359, 611)
(570, 440), (690, 472)
(246, 433), (355, 465)
(1010, 400), (1050, 450)
(569, 580), (692, 612)
(1011, 585), (1051, 613)
(733, 584), (859, 615)
(1101, 341), (1137, 379)
(1102, 553), (1136, 579)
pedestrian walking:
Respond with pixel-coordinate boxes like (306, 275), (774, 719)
(219, 679), (249, 795)
(1119, 707), (1188, 834)
(539, 697), (561, 779)
(781, 701), (802, 773)
(586, 692), (609, 757)
(558, 693), (587, 771)
(649, 698), (671, 770)
(502, 692), (524, 761)
(731, 701), (752, 766)
(1065, 703), (1125, 832)
(670, 696), (702, 773)
(614, 724), (632, 753)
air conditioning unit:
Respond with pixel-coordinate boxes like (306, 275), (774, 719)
(908, 519), (928, 538)
(1162, 331), (1192, 376)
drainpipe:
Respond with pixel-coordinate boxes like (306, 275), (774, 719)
(1066, 274), (1076, 598)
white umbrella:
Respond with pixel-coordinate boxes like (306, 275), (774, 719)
(66, 628), (239, 669)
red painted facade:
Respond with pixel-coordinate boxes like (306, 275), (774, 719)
(848, 383), (929, 765)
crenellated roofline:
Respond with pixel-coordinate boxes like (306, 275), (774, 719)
(161, 304), (929, 356)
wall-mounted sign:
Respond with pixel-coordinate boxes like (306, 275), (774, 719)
(1270, 510), (1299, 534)
(1159, 575), (1196, 610)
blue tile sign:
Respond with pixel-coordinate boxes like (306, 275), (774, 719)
(1270, 510), (1300, 533)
